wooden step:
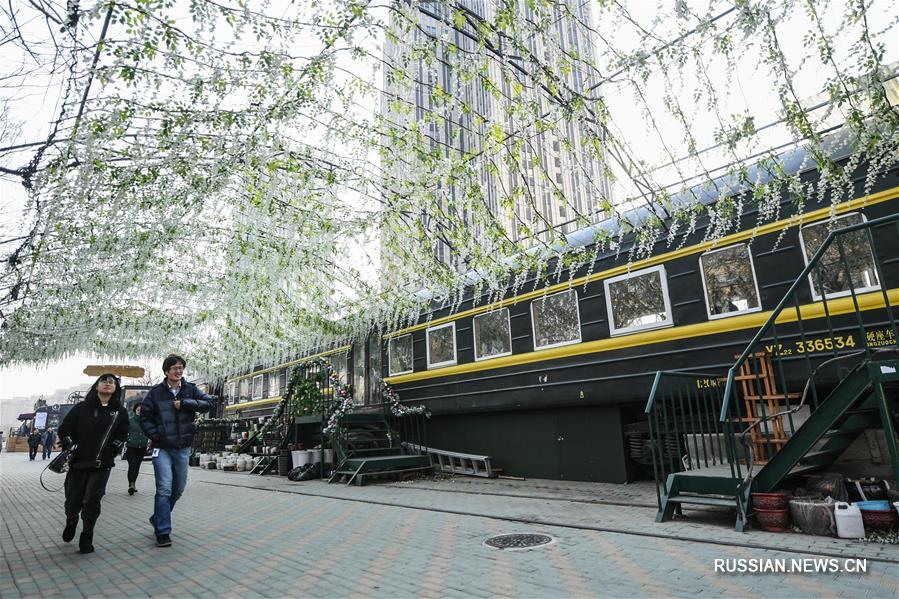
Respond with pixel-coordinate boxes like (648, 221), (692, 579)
(821, 428), (865, 438)
(347, 448), (401, 457)
(799, 448), (843, 466)
(665, 494), (737, 507)
(842, 408), (878, 415)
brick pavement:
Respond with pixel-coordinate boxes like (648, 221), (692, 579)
(1, 452), (897, 598)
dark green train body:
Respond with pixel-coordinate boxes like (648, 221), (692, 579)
(220, 164), (899, 483)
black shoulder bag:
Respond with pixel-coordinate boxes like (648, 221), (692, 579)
(47, 442), (78, 474)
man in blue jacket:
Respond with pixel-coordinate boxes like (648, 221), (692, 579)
(140, 354), (211, 547)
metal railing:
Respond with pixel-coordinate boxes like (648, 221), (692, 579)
(385, 409), (429, 456)
(645, 371), (744, 507)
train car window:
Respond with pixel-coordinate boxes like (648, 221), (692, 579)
(331, 352), (349, 385)
(800, 212), (880, 299)
(531, 289), (582, 350)
(388, 334), (414, 375)
(604, 265), (674, 336)
(427, 322), (458, 369)
(474, 308), (512, 360)
(699, 244), (761, 319)
(353, 343), (366, 404)
(239, 378), (250, 403)
(368, 336), (382, 403)
(252, 374), (263, 400)
(269, 369), (280, 398)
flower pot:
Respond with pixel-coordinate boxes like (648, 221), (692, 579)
(751, 492), (789, 511)
(292, 450), (313, 467)
(858, 501), (898, 532)
(278, 451), (291, 476)
(755, 508), (790, 532)
(789, 498), (836, 536)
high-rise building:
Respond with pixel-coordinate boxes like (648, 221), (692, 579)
(381, 0), (610, 272)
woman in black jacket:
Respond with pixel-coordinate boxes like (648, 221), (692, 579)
(57, 373), (129, 554)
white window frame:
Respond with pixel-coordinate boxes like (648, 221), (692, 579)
(799, 212), (880, 301)
(530, 289), (582, 351)
(331, 351), (349, 384)
(251, 374), (263, 400)
(604, 264), (674, 336)
(473, 308), (513, 361)
(699, 243), (763, 321)
(426, 321), (458, 369)
(387, 334), (414, 376)
(268, 370), (280, 398)
(227, 381), (235, 404)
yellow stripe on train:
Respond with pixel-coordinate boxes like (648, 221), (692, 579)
(384, 289), (899, 385)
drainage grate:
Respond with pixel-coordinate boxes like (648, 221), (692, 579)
(484, 533), (554, 550)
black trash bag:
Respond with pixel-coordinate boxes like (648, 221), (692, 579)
(288, 462), (321, 481)
(789, 498), (836, 536)
(803, 473), (847, 502)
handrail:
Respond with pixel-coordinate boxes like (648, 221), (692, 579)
(645, 370), (723, 414)
(720, 211), (899, 423)
(644, 369), (735, 509)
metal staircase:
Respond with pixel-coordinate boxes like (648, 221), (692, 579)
(328, 413), (433, 485)
(645, 212), (899, 531)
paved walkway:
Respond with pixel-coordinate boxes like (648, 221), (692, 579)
(1, 452), (897, 598)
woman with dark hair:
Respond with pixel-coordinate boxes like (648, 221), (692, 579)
(124, 400), (149, 495)
(57, 373), (129, 554)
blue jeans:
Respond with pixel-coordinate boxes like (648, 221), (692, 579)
(151, 447), (190, 536)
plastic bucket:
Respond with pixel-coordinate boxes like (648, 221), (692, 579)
(294, 450), (313, 467)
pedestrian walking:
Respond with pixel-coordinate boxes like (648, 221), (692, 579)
(27, 429), (41, 461)
(0, 430), (5, 452)
(57, 374), (129, 554)
(42, 428), (56, 460)
(124, 402), (149, 495)
(141, 355), (212, 548)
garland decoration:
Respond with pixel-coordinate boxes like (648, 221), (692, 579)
(322, 370), (355, 436)
(381, 381), (429, 418)
(3, 2), (896, 373)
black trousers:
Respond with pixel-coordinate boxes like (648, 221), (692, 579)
(125, 447), (145, 484)
(64, 467), (112, 527)
(28, 446), (38, 460)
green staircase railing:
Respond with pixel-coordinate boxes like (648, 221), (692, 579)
(647, 211), (899, 530)
(325, 384), (432, 485)
(645, 371), (751, 529)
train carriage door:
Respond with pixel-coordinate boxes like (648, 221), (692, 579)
(554, 406), (630, 482)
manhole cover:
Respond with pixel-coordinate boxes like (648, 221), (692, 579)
(484, 533), (555, 550)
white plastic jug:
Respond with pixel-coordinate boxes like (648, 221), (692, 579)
(834, 502), (865, 539)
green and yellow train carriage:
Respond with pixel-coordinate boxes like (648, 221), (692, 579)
(376, 173), (898, 483)
(220, 165), (898, 484)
